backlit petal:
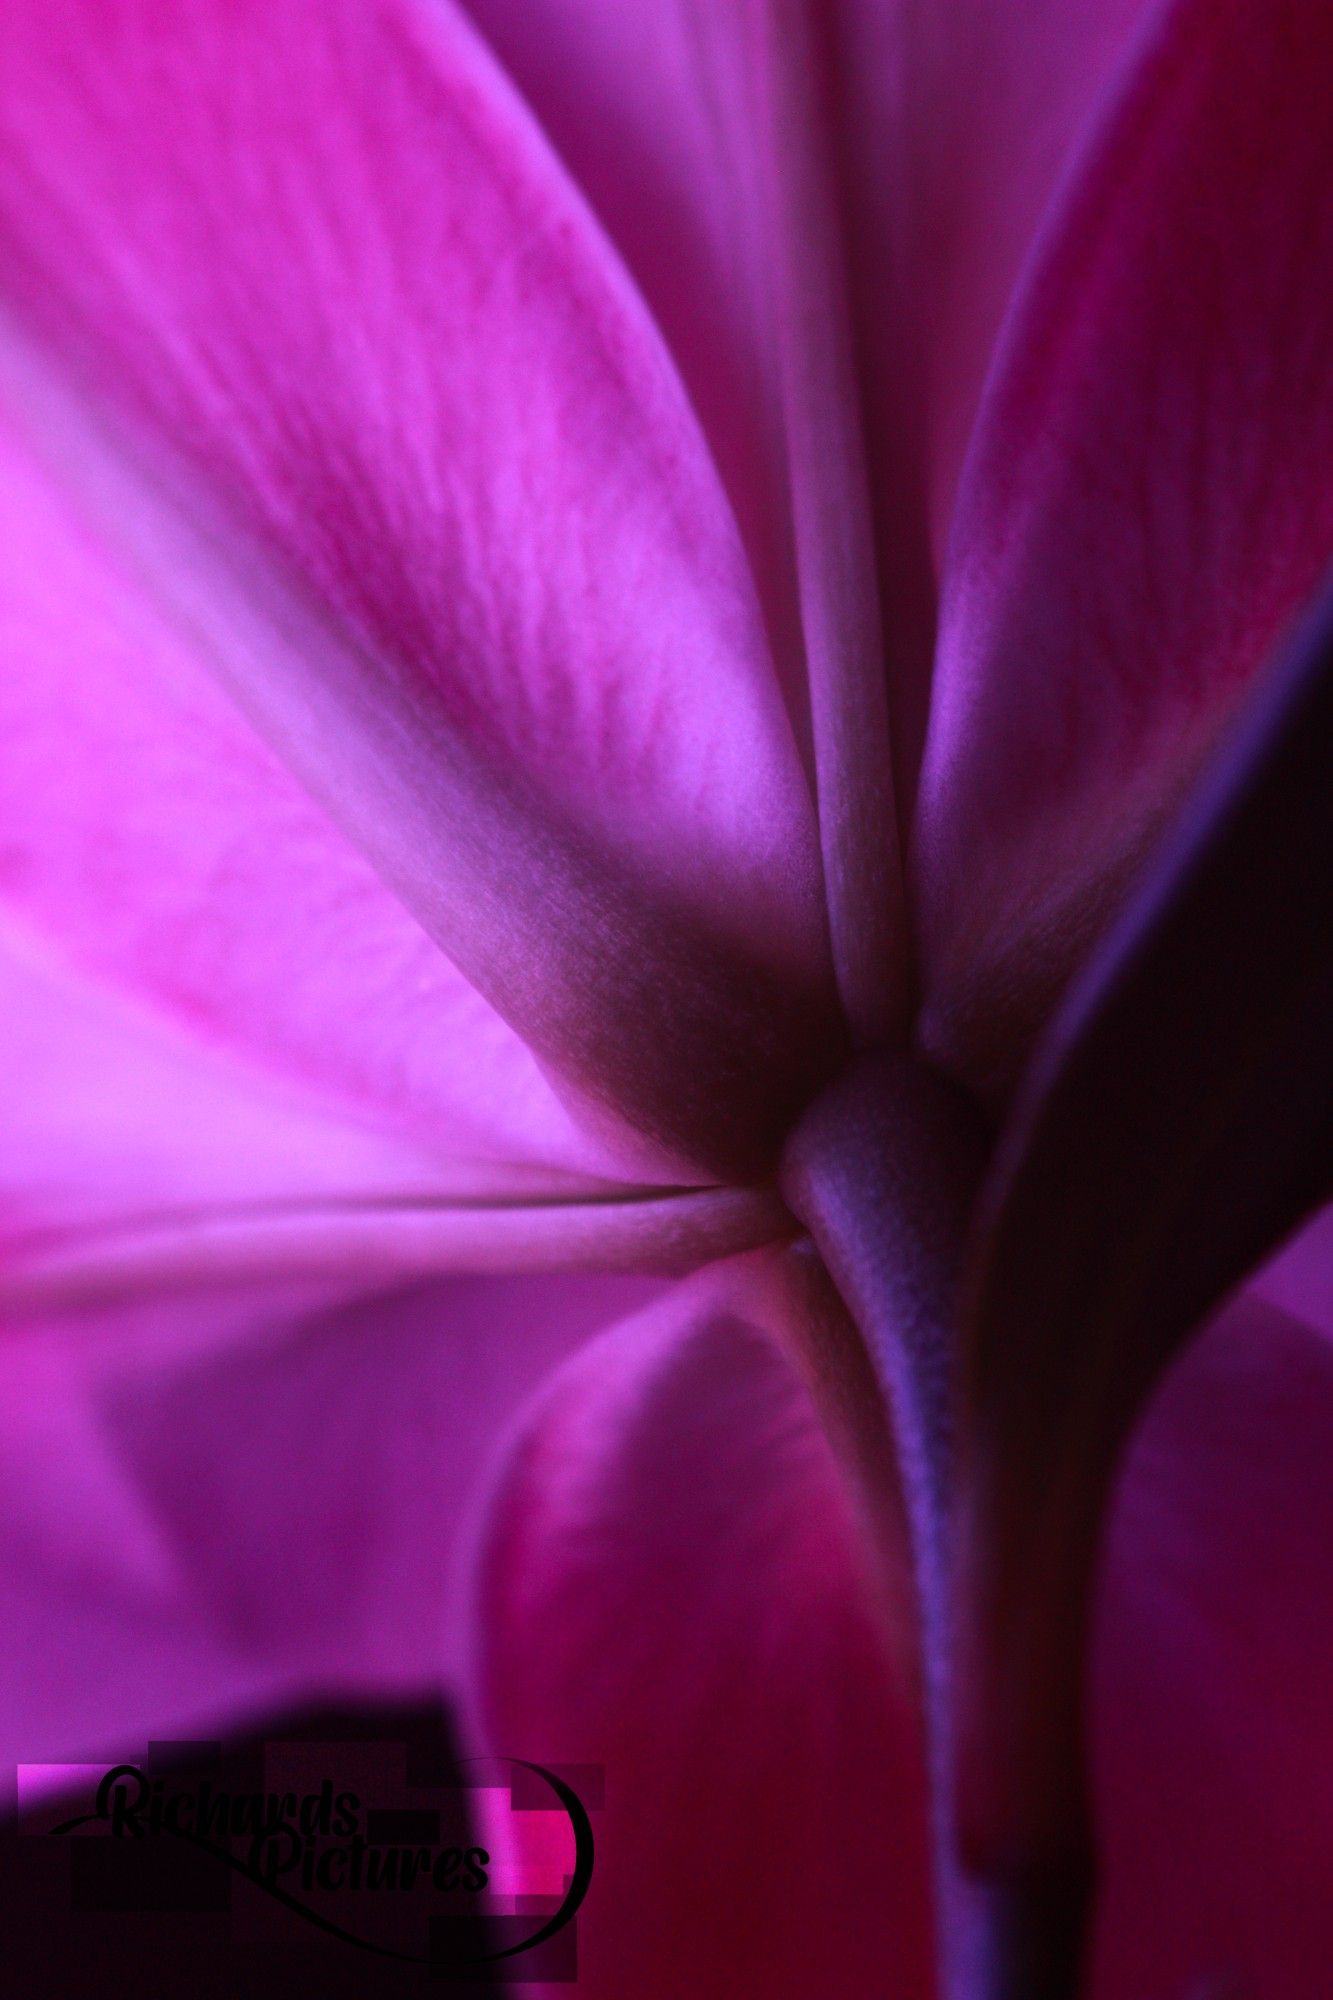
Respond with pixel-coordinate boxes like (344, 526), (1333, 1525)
(0, 0), (835, 1178)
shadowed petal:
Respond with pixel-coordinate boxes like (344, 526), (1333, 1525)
(754, 0), (906, 1041)
(916, 0), (1333, 1096)
(0, 0), (837, 1179)
(1089, 1235), (1333, 1997)
(466, 1249), (934, 1999)
(830, 0), (1152, 793)
(952, 573), (1333, 1971)
(465, 0), (1159, 834)
(0, 1269), (659, 1765)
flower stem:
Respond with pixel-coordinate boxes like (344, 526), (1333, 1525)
(782, 1051), (1082, 2000)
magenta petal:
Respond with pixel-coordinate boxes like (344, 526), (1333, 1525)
(464, 3), (913, 1037)
(1, 901), (791, 1304)
(0, 911), (451, 1259)
(951, 606), (1333, 1959)
(460, 0), (807, 730)
(466, 1251), (934, 1999)
(830, 0), (1153, 781)
(0, 1270), (659, 1765)
(953, 579), (1333, 1916)
(0, 361), (658, 1195)
(1089, 1218), (1333, 1997)
(754, 2), (907, 1040)
(915, 0), (1333, 1098)
(0, 0), (835, 1176)
(834, 0), (1153, 545)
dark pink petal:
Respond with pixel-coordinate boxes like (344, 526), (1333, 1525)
(0, 0), (836, 1178)
(830, 0), (1153, 787)
(915, 0), (1333, 1096)
(1088, 1223), (1333, 1997)
(466, 1250), (935, 1999)
(755, 0), (906, 1039)
(835, 0), (1151, 541)
(0, 1269), (658, 1764)
(953, 578), (1333, 1946)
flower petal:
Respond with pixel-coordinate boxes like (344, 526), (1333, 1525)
(0, 380), (659, 1198)
(465, 1249), (934, 1998)
(953, 577), (1333, 1928)
(461, 0), (807, 728)
(0, 906), (787, 1305)
(0, 909), (444, 1257)
(754, 0), (906, 1040)
(0, 1268), (659, 1765)
(1089, 1221), (1333, 1997)
(468, 1), (1160, 826)
(828, 0), (1154, 790)
(915, 0), (1333, 1096)
(0, 0), (836, 1178)
(837, 0), (1152, 541)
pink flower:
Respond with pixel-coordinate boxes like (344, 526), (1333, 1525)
(1, 2), (1330, 1995)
